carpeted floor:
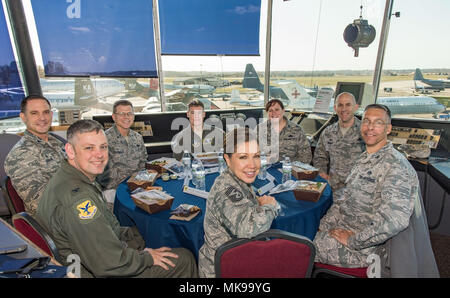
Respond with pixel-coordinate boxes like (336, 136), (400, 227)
(430, 232), (450, 278)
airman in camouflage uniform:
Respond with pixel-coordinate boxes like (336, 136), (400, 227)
(198, 168), (279, 277)
(257, 99), (311, 164)
(313, 104), (417, 268)
(172, 99), (223, 160)
(313, 92), (365, 191)
(172, 124), (223, 161)
(4, 95), (65, 217)
(258, 116), (311, 164)
(97, 100), (147, 190)
(97, 124), (147, 189)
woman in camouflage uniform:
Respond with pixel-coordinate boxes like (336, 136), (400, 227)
(258, 99), (312, 164)
(198, 127), (279, 278)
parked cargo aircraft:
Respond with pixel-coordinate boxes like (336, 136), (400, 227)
(414, 68), (450, 89)
(237, 64), (446, 116)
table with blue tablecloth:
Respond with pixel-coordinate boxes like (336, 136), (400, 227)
(114, 165), (333, 259)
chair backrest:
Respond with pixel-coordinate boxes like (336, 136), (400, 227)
(386, 191), (440, 277)
(12, 212), (61, 262)
(0, 133), (21, 216)
(2, 176), (25, 215)
(313, 262), (368, 278)
(0, 133), (21, 180)
(215, 229), (316, 278)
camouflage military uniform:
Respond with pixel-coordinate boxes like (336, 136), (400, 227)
(198, 168), (279, 278)
(172, 125), (223, 160)
(4, 130), (65, 216)
(257, 116), (311, 164)
(313, 117), (365, 191)
(313, 142), (417, 268)
(37, 160), (198, 278)
(97, 124), (147, 189)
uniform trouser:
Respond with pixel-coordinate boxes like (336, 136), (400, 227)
(137, 247), (198, 278)
(313, 230), (368, 268)
(125, 226), (198, 278)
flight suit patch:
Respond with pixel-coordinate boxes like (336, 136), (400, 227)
(225, 187), (244, 202)
(76, 200), (98, 220)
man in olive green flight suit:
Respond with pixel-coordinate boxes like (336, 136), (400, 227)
(36, 119), (197, 278)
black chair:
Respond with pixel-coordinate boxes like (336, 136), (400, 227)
(215, 229), (316, 278)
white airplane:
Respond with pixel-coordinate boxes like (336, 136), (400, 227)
(277, 81), (335, 112)
(376, 96), (446, 115)
(165, 83), (215, 95)
(229, 89), (270, 107)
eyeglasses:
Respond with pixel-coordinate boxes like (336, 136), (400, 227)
(361, 119), (388, 128)
(114, 112), (134, 117)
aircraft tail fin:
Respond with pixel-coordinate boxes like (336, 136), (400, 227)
(242, 64), (264, 92)
(74, 78), (96, 106)
(278, 82), (316, 110)
(414, 68), (424, 81)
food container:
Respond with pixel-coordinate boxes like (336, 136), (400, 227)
(131, 190), (174, 214)
(127, 170), (158, 192)
(291, 162), (319, 180)
(146, 160), (168, 174)
(292, 180), (327, 202)
(193, 152), (219, 166)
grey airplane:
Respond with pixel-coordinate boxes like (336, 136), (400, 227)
(414, 68), (450, 89)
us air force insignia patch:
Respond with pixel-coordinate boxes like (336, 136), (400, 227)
(77, 200), (97, 220)
(225, 187), (244, 202)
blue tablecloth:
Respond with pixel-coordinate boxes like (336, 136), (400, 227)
(114, 165), (333, 259)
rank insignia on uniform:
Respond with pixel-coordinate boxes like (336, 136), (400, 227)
(77, 200), (97, 220)
(225, 187), (243, 202)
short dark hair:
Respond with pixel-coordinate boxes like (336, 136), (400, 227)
(67, 119), (104, 144)
(20, 94), (51, 113)
(223, 127), (258, 156)
(113, 99), (133, 114)
(265, 99), (284, 111)
(188, 99), (204, 110)
(364, 104), (391, 123)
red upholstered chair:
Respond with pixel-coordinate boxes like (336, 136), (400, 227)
(312, 262), (368, 278)
(215, 229), (316, 278)
(2, 176), (25, 215)
(12, 212), (61, 262)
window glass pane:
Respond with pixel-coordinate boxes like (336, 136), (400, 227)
(159, 0), (261, 55)
(0, 1), (26, 120)
(379, 0), (449, 120)
(270, 0), (382, 115)
(31, 0), (157, 77)
(160, 57), (267, 112)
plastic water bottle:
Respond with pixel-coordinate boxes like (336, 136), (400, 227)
(258, 151), (268, 180)
(218, 148), (227, 174)
(192, 159), (206, 191)
(191, 158), (200, 186)
(282, 156), (292, 184)
(182, 150), (191, 178)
